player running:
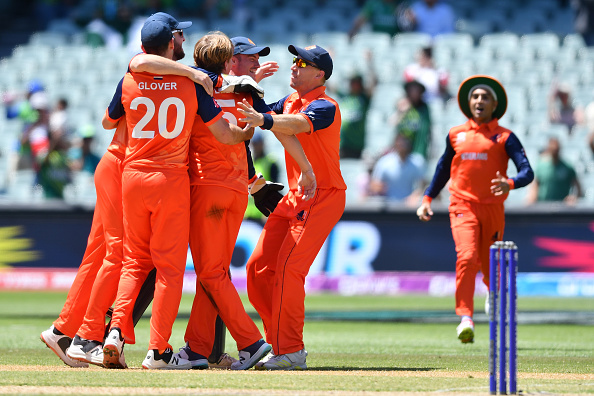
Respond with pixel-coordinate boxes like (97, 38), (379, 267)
(416, 75), (533, 343)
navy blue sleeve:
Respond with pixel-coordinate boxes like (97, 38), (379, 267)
(245, 141), (256, 180)
(190, 66), (219, 85)
(106, 77), (125, 121)
(424, 134), (455, 198)
(194, 83), (222, 123)
(302, 99), (336, 132)
(268, 95), (290, 114)
(252, 92), (271, 113)
(505, 132), (534, 189)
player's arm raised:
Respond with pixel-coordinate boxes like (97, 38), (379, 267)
(129, 54), (214, 96)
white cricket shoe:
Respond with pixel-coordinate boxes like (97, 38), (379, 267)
(103, 328), (125, 369)
(40, 325), (88, 368)
(66, 335), (104, 367)
(174, 343), (208, 369)
(231, 339), (272, 370)
(208, 353), (238, 369)
(260, 349), (307, 370)
(457, 318), (475, 343)
(142, 348), (192, 370)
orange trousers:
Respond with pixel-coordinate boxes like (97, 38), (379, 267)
(449, 197), (504, 318)
(246, 188), (345, 355)
(53, 152), (122, 338)
(185, 185), (262, 357)
(77, 151), (124, 342)
(110, 168), (189, 352)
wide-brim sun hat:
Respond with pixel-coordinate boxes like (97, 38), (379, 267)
(458, 75), (507, 120)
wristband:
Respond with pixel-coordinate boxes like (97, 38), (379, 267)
(261, 113), (274, 130)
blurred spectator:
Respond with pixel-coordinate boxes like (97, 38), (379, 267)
(390, 80), (432, 160)
(19, 92), (51, 171)
(332, 50), (377, 159)
(403, 46), (450, 103)
(69, 124), (101, 175)
(368, 132), (426, 205)
(526, 137), (582, 205)
(37, 130), (72, 200)
(583, 98), (594, 154)
(572, 0), (594, 46)
(3, 80), (44, 124)
(409, 0), (455, 37)
(548, 81), (583, 133)
(85, 8), (124, 49)
(244, 132), (281, 221)
(49, 98), (70, 138)
(349, 0), (413, 39)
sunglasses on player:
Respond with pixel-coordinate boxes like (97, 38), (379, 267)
(293, 57), (318, 69)
(172, 29), (184, 37)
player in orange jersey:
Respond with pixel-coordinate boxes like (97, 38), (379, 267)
(416, 75), (533, 343)
(238, 44), (345, 370)
(40, 13), (213, 370)
(100, 20), (252, 370)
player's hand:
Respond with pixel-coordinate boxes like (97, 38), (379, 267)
(490, 171), (510, 196)
(250, 175), (284, 217)
(254, 61), (279, 82)
(191, 69), (214, 96)
(416, 202), (433, 222)
(244, 127), (255, 141)
(238, 99), (265, 129)
(298, 169), (316, 201)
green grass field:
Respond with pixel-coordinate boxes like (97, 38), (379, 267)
(0, 291), (593, 395)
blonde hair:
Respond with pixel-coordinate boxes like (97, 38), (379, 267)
(193, 31), (233, 74)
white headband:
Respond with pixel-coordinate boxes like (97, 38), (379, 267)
(468, 84), (497, 102)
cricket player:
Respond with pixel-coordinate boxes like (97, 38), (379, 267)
(416, 75), (533, 343)
(41, 13), (213, 369)
(100, 19), (251, 370)
(238, 44), (345, 370)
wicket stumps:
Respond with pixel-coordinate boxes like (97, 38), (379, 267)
(489, 241), (518, 395)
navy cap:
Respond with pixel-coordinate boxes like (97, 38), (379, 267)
(141, 19), (173, 47)
(149, 12), (192, 30)
(231, 36), (270, 56)
(288, 44), (333, 80)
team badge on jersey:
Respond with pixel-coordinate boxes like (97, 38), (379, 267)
(456, 132), (466, 142)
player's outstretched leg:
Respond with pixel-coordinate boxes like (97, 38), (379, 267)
(40, 325), (89, 368)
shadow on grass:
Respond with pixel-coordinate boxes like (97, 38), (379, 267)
(311, 366), (437, 371)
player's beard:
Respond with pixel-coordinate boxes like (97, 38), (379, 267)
(173, 42), (185, 61)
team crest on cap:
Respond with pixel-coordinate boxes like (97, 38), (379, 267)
(248, 38), (255, 45)
(305, 45), (317, 50)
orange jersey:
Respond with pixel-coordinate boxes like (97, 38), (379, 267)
(105, 112), (128, 160)
(271, 86), (346, 191)
(448, 119), (513, 203)
(105, 72), (222, 170)
(189, 91), (253, 192)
